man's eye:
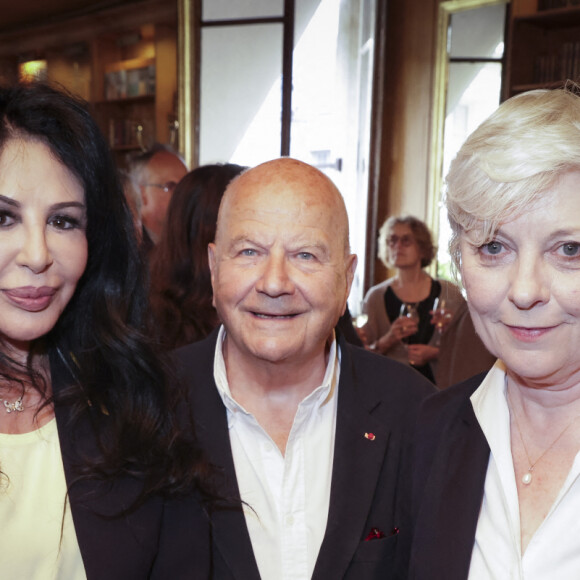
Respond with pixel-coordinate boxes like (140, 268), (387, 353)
(481, 241), (503, 255)
(297, 252), (314, 260)
(241, 248), (257, 256)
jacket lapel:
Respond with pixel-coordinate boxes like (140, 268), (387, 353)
(51, 352), (164, 579)
(186, 334), (261, 580)
(313, 341), (392, 579)
(411, 396), (489, 580)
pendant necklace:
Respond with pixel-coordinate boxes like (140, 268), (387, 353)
(510, 402), (578, 486)
(0, 395), (24, 414)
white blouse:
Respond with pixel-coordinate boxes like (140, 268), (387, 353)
(469, 361), (580, 580)
(0, 418), (86, 579)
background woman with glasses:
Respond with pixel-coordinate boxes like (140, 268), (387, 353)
(360, 215), (491, 387)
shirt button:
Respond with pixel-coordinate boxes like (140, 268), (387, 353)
(264, 443), (273, 453)
(285, 515), (294, 526)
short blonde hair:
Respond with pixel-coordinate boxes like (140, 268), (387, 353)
(446, 86), (580, 268)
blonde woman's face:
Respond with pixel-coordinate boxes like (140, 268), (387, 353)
(460, 169), (580, 388)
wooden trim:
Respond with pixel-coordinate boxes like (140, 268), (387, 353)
(426, 0), (509, 275)
(365, 0), (388, 291)
(281, 0), (295, 156)
(425, 2), (453, 268)
(201, 17), (284, 27)
(178, 0), (200, 167)
(0, 0), (176, 57)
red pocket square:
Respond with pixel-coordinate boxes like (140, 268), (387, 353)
(365, 527), (385, 541)
(364, 527), (398, 541)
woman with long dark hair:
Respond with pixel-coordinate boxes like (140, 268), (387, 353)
(149, 163), (245, 349)
(0, 82), (210, 578)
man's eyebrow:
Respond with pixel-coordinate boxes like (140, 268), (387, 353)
(227, 234), (254, 246)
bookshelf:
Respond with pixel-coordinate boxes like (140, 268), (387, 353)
(91, 23), (178, 162)
(0, 1), (178, 168)
(506, 0), (580, 97)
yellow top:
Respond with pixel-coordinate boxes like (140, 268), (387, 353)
(0, 418), (86, 579)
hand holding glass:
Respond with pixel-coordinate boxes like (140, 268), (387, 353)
(398, 303), (419, 345)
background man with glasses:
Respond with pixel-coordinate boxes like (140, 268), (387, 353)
(127, 143), (188, 244)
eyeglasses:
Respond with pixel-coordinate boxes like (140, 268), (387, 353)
(140, 181), (178, 193)
(386, 235), (414, 247)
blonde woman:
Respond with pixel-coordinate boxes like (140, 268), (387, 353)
(411, 87), (580, 579)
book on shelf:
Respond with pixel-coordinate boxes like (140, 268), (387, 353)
(104, 57), (156, 101)
(533, 40), (580, 84)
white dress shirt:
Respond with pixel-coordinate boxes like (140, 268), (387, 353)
(214, 326), (340, 580)
(469, 360), (580, 580)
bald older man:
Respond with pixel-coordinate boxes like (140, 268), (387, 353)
(128, 144), (188, 243)
(174, 158), (434, 580)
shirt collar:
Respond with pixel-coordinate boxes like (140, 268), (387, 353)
(470, 359), (514, 473)
(213, 325), (340, 415)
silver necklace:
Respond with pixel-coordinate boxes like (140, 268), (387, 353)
(0, 395), (24, 413)
(511, 403), (577, 486)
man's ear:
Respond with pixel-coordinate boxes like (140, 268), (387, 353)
(208, 243), (217, 307)
(341, 253), (358, 315)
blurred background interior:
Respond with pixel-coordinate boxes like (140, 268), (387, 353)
(0, 0), (569, 310)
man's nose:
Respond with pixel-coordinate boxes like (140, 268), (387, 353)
(256, 253), (294, 297)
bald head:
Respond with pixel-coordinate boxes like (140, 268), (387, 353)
(208, 157), (357, 368)
(216, 157), (351, 255)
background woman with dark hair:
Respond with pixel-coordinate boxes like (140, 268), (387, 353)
(0, 82), (210, 578)
(149, 163), (245, 349)
(361, 215), (468, 384)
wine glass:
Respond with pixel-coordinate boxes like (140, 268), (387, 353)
(432, 297), (451, 345)
(353, 312), (368, 329)
(398, 303), (419, 345)
(352, 305), (370, 347)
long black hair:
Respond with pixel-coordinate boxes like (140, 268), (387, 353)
(0, 82), (210, 500)
(149, 163), (245, 349)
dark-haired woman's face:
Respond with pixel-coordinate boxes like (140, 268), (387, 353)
(0, 138), (88, 361)
(387, 224), (421, 269)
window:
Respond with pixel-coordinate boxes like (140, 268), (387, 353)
(429, 0), (507, 280)
(196, 0), (378, 308)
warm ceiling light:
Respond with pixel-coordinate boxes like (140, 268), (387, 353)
(19, 59), (47, 82)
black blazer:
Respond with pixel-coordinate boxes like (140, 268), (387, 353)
(409, 373), (491, 580)
(50, 352), (210, 580)
(174, 329), (435, 580)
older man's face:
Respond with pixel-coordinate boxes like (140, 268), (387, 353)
(209, 160), (356, 367)
(140, 151), (187, 241)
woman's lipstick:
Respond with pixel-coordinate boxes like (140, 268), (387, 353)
(3, 286), (56, 312)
